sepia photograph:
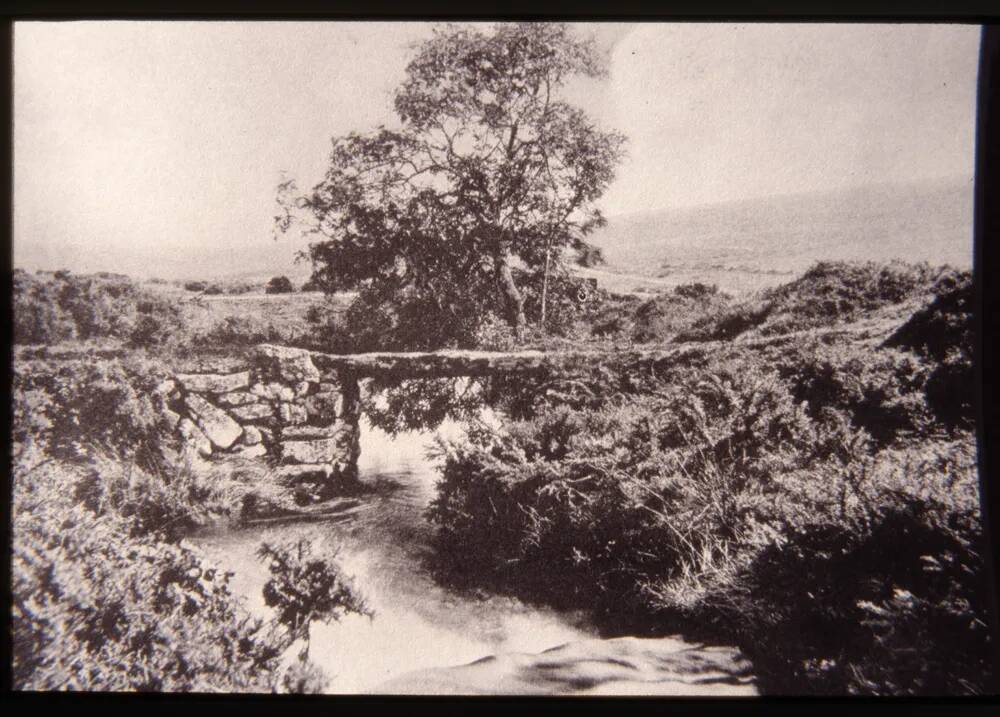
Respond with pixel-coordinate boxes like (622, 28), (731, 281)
(10, 18), (994, 696)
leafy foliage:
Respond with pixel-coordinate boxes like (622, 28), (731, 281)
(14, 269), (183, 348)
(257, 540), (369, 643)
(886, 270), (975, 430)
(427, 306), (989, 695)
(11, 456), (286, 691)
(12, 354), (179, 470)
(278, 23), (625, 346)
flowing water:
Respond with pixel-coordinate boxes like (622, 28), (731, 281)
(194, 416), (600, 692)
(193, 415), (757, 695)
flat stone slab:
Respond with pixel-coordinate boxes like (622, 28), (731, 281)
(185, 394), (243, 449)
(232, 444), (267, 459)
(281, 425), (340, 440)
(292, 345), (690, 379)
(177, 417), (212, 457)
(253, 345), (321, 383)
(176, 371), (251, 394)
(230, 403), (275, 422)
(215, 390), (258, 407)
(281, 437), (337, 464)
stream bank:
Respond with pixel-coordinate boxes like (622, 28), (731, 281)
(193, 417), (757, 695)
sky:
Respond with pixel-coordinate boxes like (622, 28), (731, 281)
(13, 21), (981, 278)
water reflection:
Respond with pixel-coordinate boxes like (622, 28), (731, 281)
(194, 414), (596, 694)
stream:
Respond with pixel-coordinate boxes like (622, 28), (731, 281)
(193, 416), (757, 696)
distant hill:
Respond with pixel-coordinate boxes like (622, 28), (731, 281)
(16, 176), (973, 295)
(586, 176), (973, 294)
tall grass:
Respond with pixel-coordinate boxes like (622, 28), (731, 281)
(426, 270), (988, 694)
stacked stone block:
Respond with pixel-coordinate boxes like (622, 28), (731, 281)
(164, 345), (361, 484)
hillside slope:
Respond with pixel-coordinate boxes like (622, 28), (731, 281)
(587, 176), (973, 294)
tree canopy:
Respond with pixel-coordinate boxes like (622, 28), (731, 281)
(277, 22), (625, 349)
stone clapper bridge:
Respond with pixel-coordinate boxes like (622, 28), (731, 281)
(164, 343), (687, 491)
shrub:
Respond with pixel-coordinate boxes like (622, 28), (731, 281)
(13, 271), (182, 348)
(257, 539), (369, 644)
(429, 363), (820, 615)
(12, 355), (178, 470)
(759, 260), (939, 334)
(886, 270), (974, 431)
(633, 286), (733, 343)
(257, 538), (369, 691)
(731, 440), (990, 695)
(203, 284), (224, 295)
(194, 316), (286, 350)
(428, 347), (990, 694)
(679, 261), (941, 342)
(184, 280), (208, 292)
(266, 276), (295, 294)
(673, 282), (720, 300)
(775, 342), (933, 447)
(11, 458), (286, 691)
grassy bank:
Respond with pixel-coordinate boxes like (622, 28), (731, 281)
(425, 263), (990, 695)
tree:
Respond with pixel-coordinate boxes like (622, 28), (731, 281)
(266, 275), (295, 294)
(276, 22), (625, 347)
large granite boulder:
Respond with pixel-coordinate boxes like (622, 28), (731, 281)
(176, 371), (251, 394)
(281, 437), (337, 464)
(254, 345), (321, 383)
(185, 394), (243, 449)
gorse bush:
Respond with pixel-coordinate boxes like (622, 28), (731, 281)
(12, 354), (179, 470)
(761, 260), (940, 330)
(775, 342), (933, 448)
(629, 284), (733, 343)
(428, 316), (988, 695)
(258, 540), (370, 647)
(14, 270), (183, 348)
(193, 316), (287, 350)
(678, 261), (946, 342)
(11, 455), (287, 691)
(887, 270), (975, 431)
(737, 439), (989, 695)
(428, 363), (823, 614)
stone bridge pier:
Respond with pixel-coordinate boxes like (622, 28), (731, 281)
(165, 345), (364, 488)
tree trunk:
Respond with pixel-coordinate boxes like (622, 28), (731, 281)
(540, 243), (552, 332)
(496, 253), (526, 342)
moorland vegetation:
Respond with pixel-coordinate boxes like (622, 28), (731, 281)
(11, 258), (987, 694)
(10, 19), (989, 696)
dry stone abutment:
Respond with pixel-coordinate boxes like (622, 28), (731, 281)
(165, 345), (362, 492)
